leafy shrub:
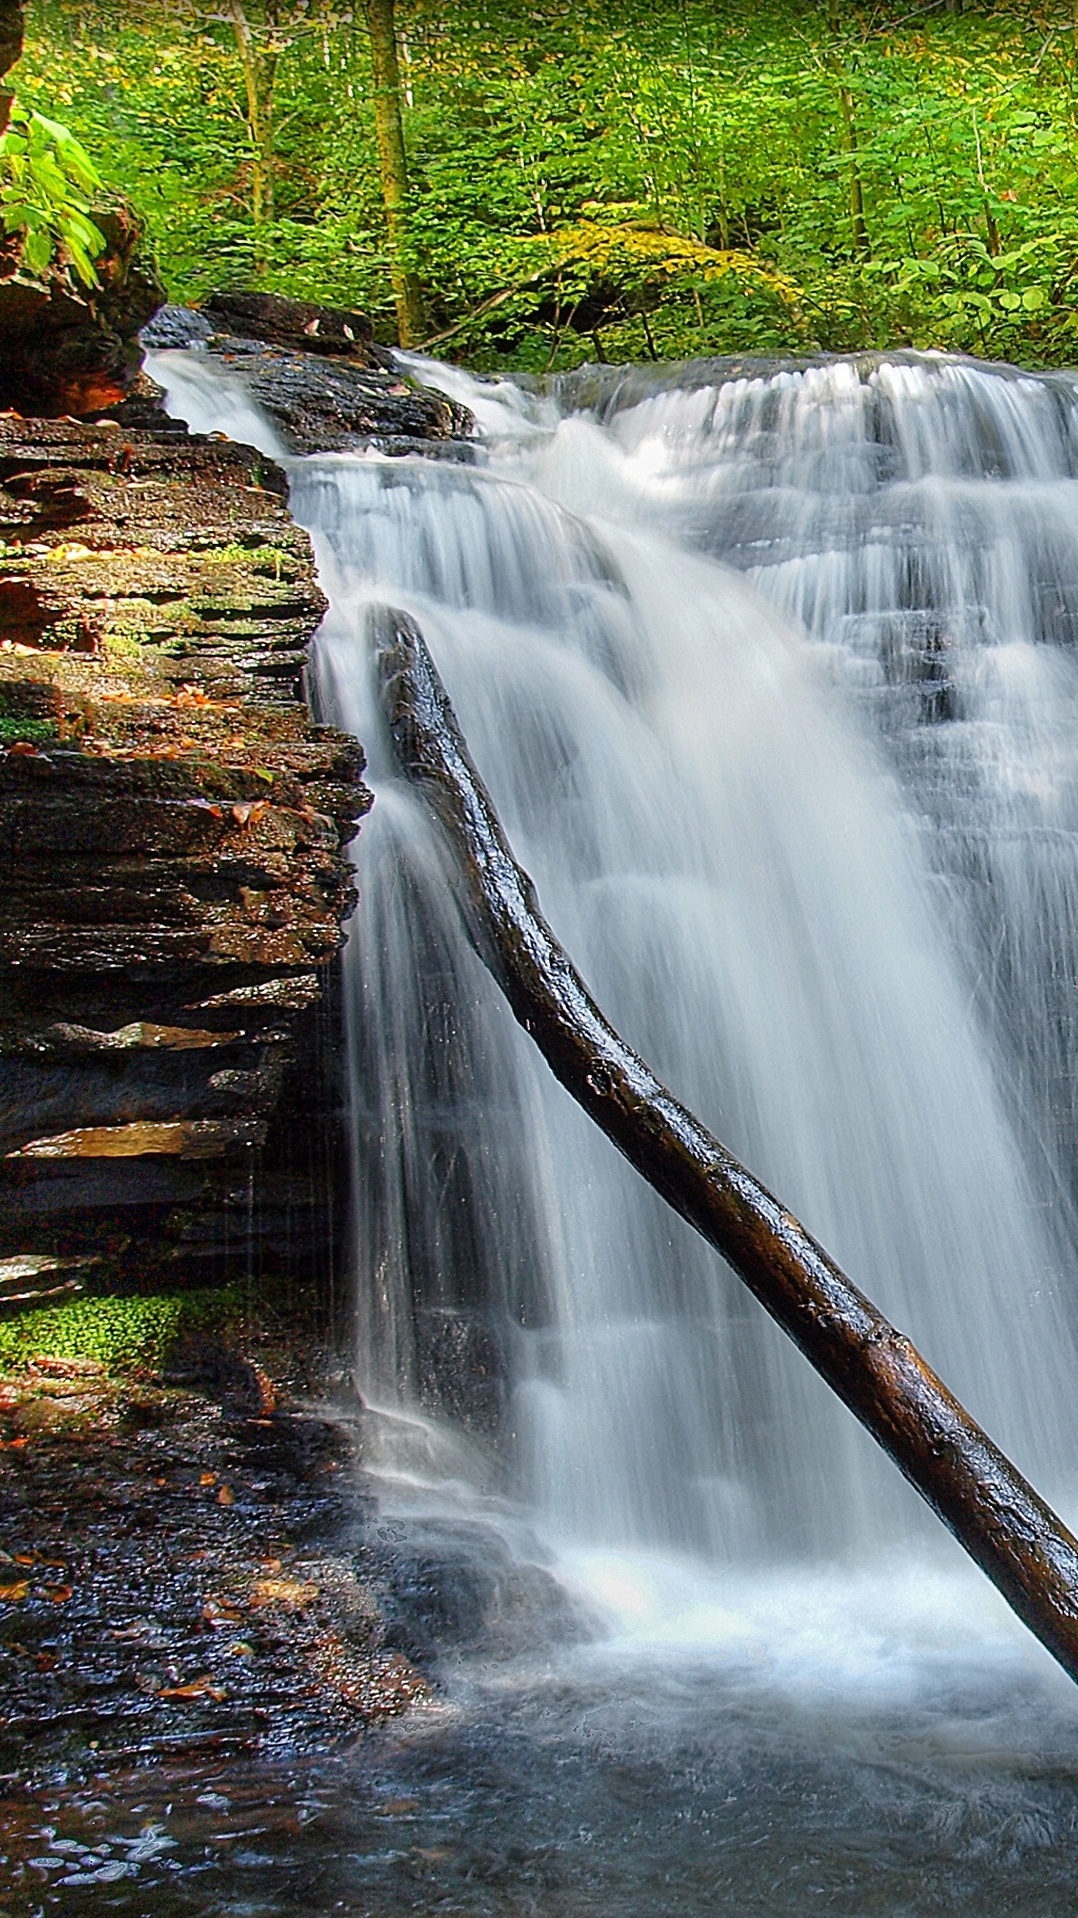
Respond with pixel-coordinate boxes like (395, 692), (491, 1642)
(0, 101), (106, 287)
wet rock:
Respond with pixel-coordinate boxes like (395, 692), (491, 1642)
(141, 296), (475, 453)
(201, 290), (388, 365)
(140, 303), (214, 351)
(205, 332), (474, 454)
(0, 1346), (426, 1780)
(0, 411), (371, 1292)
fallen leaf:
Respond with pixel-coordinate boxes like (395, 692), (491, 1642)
(158, 1675), (228, 1702)
(199, 1472), (216, 1487)
(0, 1437), (29, 1450)
(249, 1576), (319, 1612)
(44, 1584), (73, 1603)
(231, 801), (268, 827)
(227, 1639), (255, 1656)
(202, 1597), (244, 1627)
(217, 1484), (235, 1506)
(6, 741), (38, 756)
(0, 1581), (29, 1602)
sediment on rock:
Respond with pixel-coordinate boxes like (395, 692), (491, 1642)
(0, 409), (372, 1302)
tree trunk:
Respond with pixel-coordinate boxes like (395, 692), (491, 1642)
(827, 0), (868, 254)
(227, 0), (279, 273)
(374, 602), (1078, 1690)
(364, 0), (426, 347)
(0, 0), (23, 137)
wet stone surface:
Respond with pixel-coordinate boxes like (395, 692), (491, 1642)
(0, 1352), (428, 1801)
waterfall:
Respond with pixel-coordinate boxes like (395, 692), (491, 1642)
(151, 345), (1078, 1621)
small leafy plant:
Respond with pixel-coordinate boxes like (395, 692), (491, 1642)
(0, 101), (106, 288)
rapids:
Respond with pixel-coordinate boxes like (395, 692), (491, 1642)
(147, 343), (1078, 1916)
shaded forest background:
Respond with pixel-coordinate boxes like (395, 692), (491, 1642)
(15, 0), (1078, 370)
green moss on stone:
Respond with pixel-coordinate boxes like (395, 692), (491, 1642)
(0, 1286), (243, 1376)
(0, 716), (57, 743)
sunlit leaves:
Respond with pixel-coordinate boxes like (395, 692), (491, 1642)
(0, 102), (106, 287)
(17, 0), (1078, 365)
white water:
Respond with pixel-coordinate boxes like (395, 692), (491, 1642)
(151, 346), (1078, 1703)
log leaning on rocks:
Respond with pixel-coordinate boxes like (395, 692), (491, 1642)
(373, 601), (1078, 1688)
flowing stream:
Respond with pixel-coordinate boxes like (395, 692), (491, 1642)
(149, 345), (1078, 1915)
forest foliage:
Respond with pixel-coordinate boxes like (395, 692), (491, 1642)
(13, 0), (1078, 371)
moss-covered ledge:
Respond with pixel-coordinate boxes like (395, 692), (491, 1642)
(0, 409), (371, 1308)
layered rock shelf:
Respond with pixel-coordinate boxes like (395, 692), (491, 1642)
(0, 408), (371, 1302)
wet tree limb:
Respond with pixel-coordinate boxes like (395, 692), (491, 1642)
(373, 602), (1078, 1687)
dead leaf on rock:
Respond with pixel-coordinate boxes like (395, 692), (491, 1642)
(249, 1576), (319, 1612)
(0, 1581), (29, 1603)
(202, 1597), (244, 1627)
(44, 1584), (73, 1603)
(158, 1675), (228, 1702)
(217, 1484), (235, 1506)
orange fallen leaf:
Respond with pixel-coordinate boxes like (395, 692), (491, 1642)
(158, 1675), (228, 1702)
(0, 1581), (29, 1602)
(231, 801), (268, 827)
(249, 1576), (319, 1612)
(217, 1484), (235, 1506)
(6, 741), (38, 756)
(44, 1584), (72, 1603)
(199, 1471), (216, 1487)
(1, 1437), (29, 1450)
(14, 1553), (34, 1566)
(202, 1597), (244, 1626)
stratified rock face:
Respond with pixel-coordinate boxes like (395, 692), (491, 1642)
(143, 296), (475, 456)
(0, 411), (371, 1298)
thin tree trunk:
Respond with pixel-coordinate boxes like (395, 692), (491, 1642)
(828, 0), (868, 254)
(0, 0), (23, 137)
(364, 0), (426, 347)
(374, 602), (1078, 1690)
(228, 0), (278, 272)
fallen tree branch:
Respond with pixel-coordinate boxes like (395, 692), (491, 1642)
(373, 601), (1078, 1687)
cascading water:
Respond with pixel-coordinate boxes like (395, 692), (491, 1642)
(153, 343), (1078, 1585)
(149, 343), (1078, 1916)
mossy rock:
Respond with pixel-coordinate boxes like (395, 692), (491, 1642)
(0, 1285), (243, 1377)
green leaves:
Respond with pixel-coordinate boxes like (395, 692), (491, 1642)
(0, 101), (107, 288)
(17, 0), (1078, 366)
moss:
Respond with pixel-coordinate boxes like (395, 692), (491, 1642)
(0, 716), (58, 743)
(102, 628), (145, 659)
(206, 543), (294, 580)
(0, 1285), (243, 1377)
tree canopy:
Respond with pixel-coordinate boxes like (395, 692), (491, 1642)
(14, 0), (1078, 369)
